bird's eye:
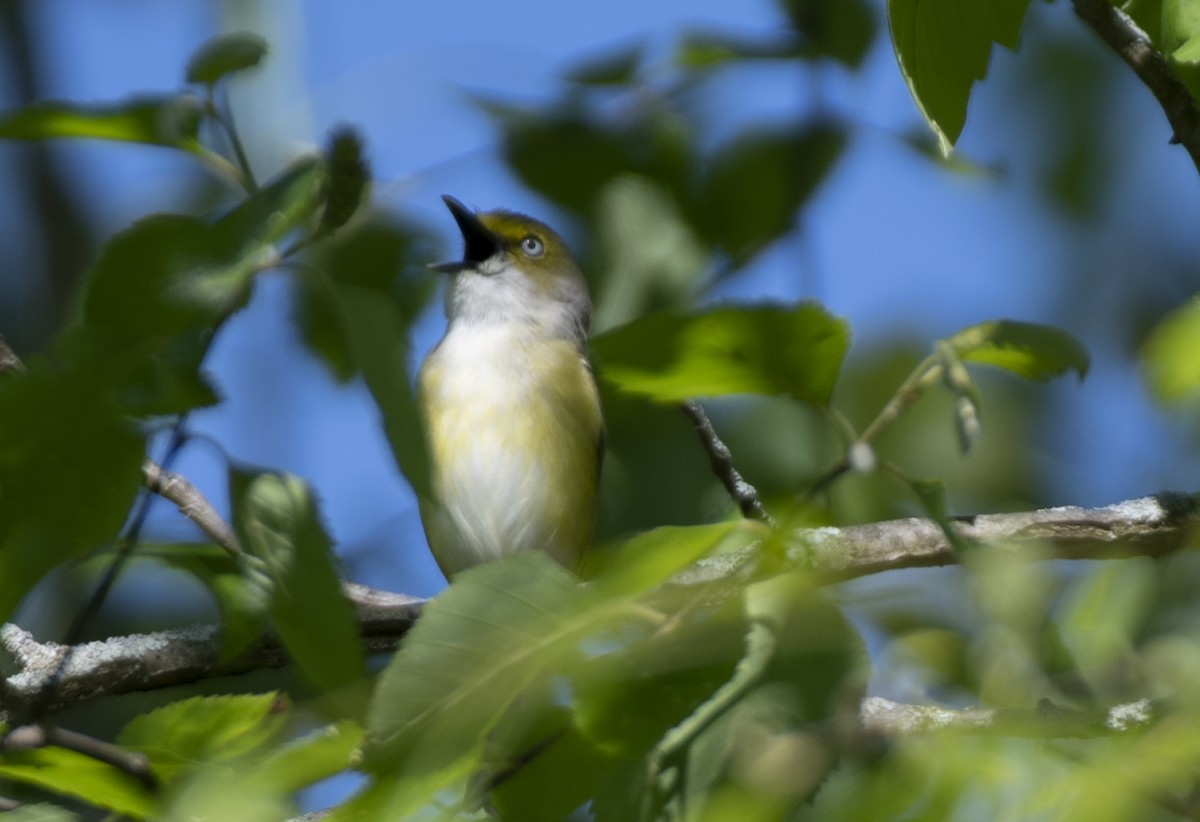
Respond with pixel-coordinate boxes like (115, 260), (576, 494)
(520, 235), (544, 257)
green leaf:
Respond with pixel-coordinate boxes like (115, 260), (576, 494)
(0, 366), (144, 624)
(135, 543), (270, 658)
(888, 0), (1032, 153)
(591, 303), (850, 404)
(1143, 296), (1200, 404)
(252, 720), (364, 793)
(588, 521), (765, 596)
(779, 0), (878, 67)
(74, 157), (324, 416)
(565, 43), (645, 85)
(231, 470), (365, 692)
(0, 96), (201, 148)
(0, 805), (80, 822)
(364, 552), (590, 774)
(0, 747), (157, 819)
(945, 320), (1089, 381)
(185, 32), (268, 85)
(321, 125), (371, 233)
(698, 123), (845, 266)
(298, 215), (434, 383)
(674, 31), (799, 69)
(118, 693), (288, 779)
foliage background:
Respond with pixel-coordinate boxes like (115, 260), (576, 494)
(1, 0), (1199, 817)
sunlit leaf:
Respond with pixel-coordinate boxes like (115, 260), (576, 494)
(946, 319), (1089, 381)
(698, 122), (845, 266)
(231, 470), (365, 692)
(888, 0), (1032, 152)
(252, 720), (365, 792)
(587, 521), (764, 595)
(0, 96), (201, 148)
(185, 32), (268, 85)
(0, 747), (157, 820)
(1143, 296), (1200, 403)
(118, 693), (288, 779)
(364, 553), (591, 774)
(591, 303), (850, 404)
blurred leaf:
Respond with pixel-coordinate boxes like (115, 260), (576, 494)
(119, 693), (288, 779)
(0, 747), (157, 819)
(1058, 560), (1155, 689)
(1143, 296), (1200, 403)
(485, 104), (693, 219)
(364, 553), (590, 774)
(0, 367), (143, 624)
(1165, 0), (1200, 61)
(231, 470), (364, 692)
(132, 543), (270, 656)
(0, 806), (79, 822)
(698, 123), (845, 266)
(780, 0), (877, 67)
(947, 319), (1089, 381)
(321, 125), (370, 233)
(566, 43), (644, 85)
(252, 720), (364, 792)
(675, 31), (800, 69)
(592, 303), (850, 404)
(588, 521), (765, 595)
(888, 0), (1032, 152)
(298, 214), (434, 382)
(591, 175), (708, 333)
(490, 705), (615, 822)
(185, 32), (268, 85)
(0, 96), (201, 148)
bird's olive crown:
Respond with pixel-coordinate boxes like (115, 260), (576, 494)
(475, 209), (579, 278)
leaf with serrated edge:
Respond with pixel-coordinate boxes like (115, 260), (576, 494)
(888, 0), (1032, 153)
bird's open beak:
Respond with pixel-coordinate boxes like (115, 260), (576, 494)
(429, 195), (500, 273)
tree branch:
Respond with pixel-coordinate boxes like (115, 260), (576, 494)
(859, 695), (1156, 738)
(1, 493), (1195, 719)
(679, 492), (1200, 584)
(0, 588), (425, 720)
(1073, 0), (1200, 176)
(142, 459), (241, 555)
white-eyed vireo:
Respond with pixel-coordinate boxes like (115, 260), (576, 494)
(418, 196), (603, 579)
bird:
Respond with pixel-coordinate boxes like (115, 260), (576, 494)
(417, 195), (603, 579)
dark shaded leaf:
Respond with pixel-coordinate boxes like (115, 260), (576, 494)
(698, 122), (845, 266)
(566, 43), (645, 85)
(321, 125), (370, 233)
(780, 0), (877, 67)
(186, 32), (268, 86)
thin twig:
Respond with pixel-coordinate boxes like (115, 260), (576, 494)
(1073, 0), (1200, 175)
(4, 724), (158, 790)
(142, 459), (241, 555)
(681, 400), (775, 526)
